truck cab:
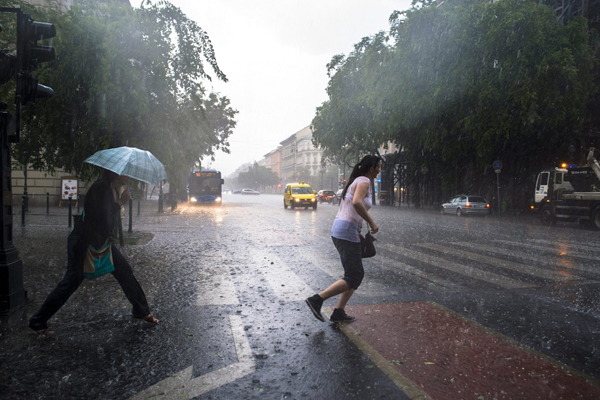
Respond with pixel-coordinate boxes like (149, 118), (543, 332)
(534, 168), (574, 205)
(533, 159), (600, 228)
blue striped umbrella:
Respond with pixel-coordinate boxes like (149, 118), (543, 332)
(84, 147), (167, 186)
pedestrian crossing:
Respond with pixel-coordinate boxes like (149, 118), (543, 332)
(196, 237), (600, 306)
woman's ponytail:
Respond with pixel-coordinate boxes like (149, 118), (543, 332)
(340, 155), (381, 200)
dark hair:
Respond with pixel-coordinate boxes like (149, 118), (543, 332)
(340, 155), (381, 200)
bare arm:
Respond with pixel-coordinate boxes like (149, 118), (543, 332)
(352, 182), (379, 233)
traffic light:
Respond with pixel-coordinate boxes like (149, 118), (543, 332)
(16, 12), (55, 105)
(0, 49), (16, 85)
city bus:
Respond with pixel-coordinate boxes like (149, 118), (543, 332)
(187, 170), (224, 205)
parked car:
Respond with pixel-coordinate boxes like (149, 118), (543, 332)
(316, 190), (336, 203)
(332, 189), (344, 205)
(241, 188), (260, 195)
(441, 195), (490, 216)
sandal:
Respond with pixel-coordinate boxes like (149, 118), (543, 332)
(134, 314), (159, 324)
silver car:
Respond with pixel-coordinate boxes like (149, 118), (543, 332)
(441, 195), (490, 216)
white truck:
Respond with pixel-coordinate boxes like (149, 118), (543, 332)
(533, 148), (600, 229)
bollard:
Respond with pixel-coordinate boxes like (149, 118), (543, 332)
(21, 196), (26, 227)
(128, 198), (133, 233)
(68, 198), (72, 228)
(72, 213), (83, 231)
(46, 192), (49, 215)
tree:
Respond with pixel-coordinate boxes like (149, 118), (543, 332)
(312, 32), (392, 167)
(235, 162), (279, 189)
(312, 0), (599, 209)
(0, 0), (237, 191)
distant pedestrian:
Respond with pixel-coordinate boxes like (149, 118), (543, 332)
(29, 169), (157, 334)
(306, 155), (381, 322)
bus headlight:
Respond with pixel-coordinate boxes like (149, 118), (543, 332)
(295, 198), (300, 202)
(190, 197), (198, 203)
(215, 197), (222, 202)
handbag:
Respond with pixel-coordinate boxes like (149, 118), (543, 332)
(360, 232), (377, 258)
(83, 239), (115, 279)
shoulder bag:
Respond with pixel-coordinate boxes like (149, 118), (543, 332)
(361, 232), (377, 258)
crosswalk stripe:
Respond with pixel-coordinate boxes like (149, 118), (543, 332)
(196, 255), (240, 306)
(493, 239), (600, 262)
(375, 254), (464, 291)
(382, 243), (535, 289)
(464, 242), (600, 275)
(251, 249), (314, 302)
(528, 238), (600, 253)
(196, 275), (240, 306)
(417, 243), (580, 282)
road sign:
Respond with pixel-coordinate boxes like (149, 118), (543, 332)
(493, 160), (503, 170)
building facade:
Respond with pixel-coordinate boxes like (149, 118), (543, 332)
(279, 126), (322, 185)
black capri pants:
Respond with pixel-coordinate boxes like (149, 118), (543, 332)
(332, 236), (364, 290)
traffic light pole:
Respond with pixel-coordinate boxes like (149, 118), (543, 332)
(0, 105), (26, 316)
(0, 7), (55, 315)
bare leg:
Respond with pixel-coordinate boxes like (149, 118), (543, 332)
(336, 289), (355, 309)
(318, 279), (349, 301)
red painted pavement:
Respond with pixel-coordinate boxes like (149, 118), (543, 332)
(344, 302), (600, 400)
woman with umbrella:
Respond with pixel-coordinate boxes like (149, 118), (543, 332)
(29, 148), (162, 334)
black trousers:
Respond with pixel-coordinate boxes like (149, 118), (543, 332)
(29, 233), (151, 330)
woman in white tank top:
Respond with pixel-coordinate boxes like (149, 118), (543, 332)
(306, 155), (381, 323)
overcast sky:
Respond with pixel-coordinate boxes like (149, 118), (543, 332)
(165, 0), (412, 176)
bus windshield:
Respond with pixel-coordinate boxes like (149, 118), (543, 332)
(187, 170), (222, 203)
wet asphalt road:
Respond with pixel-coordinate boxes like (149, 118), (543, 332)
(1, 194), (599, 399)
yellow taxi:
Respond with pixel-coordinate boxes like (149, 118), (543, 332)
(283, 182), (317, 210)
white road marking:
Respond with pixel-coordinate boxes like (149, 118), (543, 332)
(493, 239), (600, 264)
(461, 242), (600, 275)
(196, 254), (239, 306)
(129, 315), (254, 399)
(382, 243), (535, 289)
(258, 256), (315, 301)
(375, 254), (464, 291)
(196, 275), (239, 306)
(417, 243), (581, 281)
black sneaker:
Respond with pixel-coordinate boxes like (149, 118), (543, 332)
(330, 308), (356, 322)
(305, 295), (325, 322)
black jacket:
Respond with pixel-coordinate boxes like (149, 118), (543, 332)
(77, 176), (121, 250)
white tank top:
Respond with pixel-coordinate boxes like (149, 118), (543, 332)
(330, 176), (372, 242)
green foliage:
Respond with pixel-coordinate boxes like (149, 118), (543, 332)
(312, 0), (599, 204)
(235, 162), (280, 189)
(0, 0), (237, 191)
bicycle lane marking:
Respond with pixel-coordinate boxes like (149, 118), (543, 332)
(333, 302), (600, 400)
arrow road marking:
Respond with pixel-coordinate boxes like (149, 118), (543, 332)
(129, 315), (255, 399)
